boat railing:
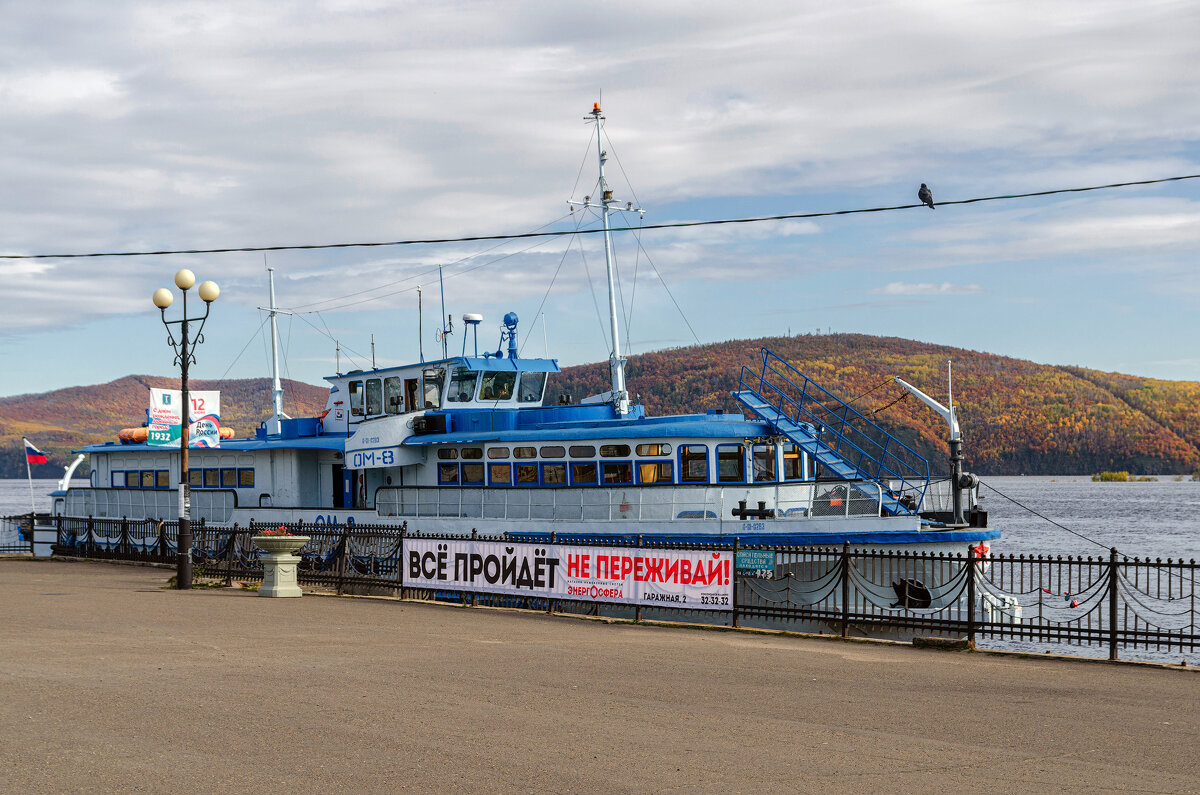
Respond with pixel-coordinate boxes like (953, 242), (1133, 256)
(914, 478), (979, 514)
(374, 482), (885, 522)
(60, 487), (237, 524)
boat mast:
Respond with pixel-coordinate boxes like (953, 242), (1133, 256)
(573, 102), (642, 415)
(266, 267), (286, 435)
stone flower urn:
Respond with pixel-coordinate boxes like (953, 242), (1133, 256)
(252, 535), (310, 597)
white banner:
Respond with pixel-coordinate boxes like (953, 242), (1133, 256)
(147, 388), (222, 448)
(403, 539), (733, 610)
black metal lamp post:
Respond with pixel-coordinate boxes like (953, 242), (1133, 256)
(153, 269), (219, 590)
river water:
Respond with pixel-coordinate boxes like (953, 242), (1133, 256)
(4, 476), (1197, 663)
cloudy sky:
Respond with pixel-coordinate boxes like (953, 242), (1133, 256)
(3, 0), (1200, 400)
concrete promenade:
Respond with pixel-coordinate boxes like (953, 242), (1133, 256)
(1, 560), (1197, 793)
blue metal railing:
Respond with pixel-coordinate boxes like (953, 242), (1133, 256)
(736, 347), (930, 511)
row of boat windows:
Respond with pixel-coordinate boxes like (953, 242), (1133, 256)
(348, 366), (549, 417)
(109, 468), (255, 489)
(435, 443), (806, 487)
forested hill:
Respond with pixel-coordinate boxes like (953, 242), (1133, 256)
(544, 334), (1200, 476)
(0, 376), (328, 478)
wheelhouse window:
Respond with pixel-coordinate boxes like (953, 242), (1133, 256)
(717, 444), (745, 483)
(569, 445), (596, 458)
(349, 380), (364, 416)
(539, 445), (565, 458)
(437, 448), (459, 460)
(446, 366), (478, 403)
(366, 378), (383, 416)
(487, 447), (510, 459)
(438, 463), (459, 485)
(570, 462), (598, 485)
(601, 461), (633, 484)
(517, 371), (547, 403)
(753, 444), (776, 483)
(460, 447), (483, 460)
(638, 461), (673, 484)
(783, 444), (803, 481)
(385, 377), (403, 414)
(513, 446), (536, 459)
(680, 445), (708, 483)
(636, 443), (671, 456)
(479, 371), (516, 401)
(600, 444), (631, 457)
(422, 368), (446, 409)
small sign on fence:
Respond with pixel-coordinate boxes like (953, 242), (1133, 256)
(735, 549), (776, 579)
(403, 538), (734, 610)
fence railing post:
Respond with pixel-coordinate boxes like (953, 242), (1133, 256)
(55, 514), (63, 554)
(471, 529), (479, 607)
(336, 527), (348, 596)
(1109, 547), (1119, 661)
(120, 516), (129, 557)
(547, 531), (556, 615)
(636, 534), (645, 624)
(398, 524), (406, 597)
(841, 542), (850, 638)
(86, 515), (95, 558)
(966, 548), (977, 646)
(224, 525), (238, 585)
(730, 537), (739, 628)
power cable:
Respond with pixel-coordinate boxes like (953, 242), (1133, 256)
(6, 173), (1199, 261)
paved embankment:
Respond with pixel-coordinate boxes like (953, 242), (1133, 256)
(1, 560), (1197, 793)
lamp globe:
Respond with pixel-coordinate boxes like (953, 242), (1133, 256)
(152, 288), (173, 309)
(174, 269), (196, 290)
(197, 281), (220, 303)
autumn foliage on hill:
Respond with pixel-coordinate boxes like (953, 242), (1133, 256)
(546, 334), (1200, 476)
(0, 376), (327, 478)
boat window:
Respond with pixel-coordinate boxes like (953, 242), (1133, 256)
(513, 446), (536, 459)
(479, 371), (516, 401)
(783, 444), (803, 481)
(422, 368), (446, 409)
(221, 468), (237, 488)
(349, 380), (364, 416)
(238, 469), (255, 488)
(141, 471), (154, 488)
(516, 464), (539, 485)
(717, 444), (745, 483)
(753, 444), (776, 483)
(188, 470), (201, 487)
(600, 444), (631, 457)
(437, 448), (459, 460)
(366, 379), (383, 415)
(487, 447), (510, 459)
(570, 462), (597, 485)
(204, 469), (219, 487)
(601, 461), (633, 484)
(405, 379), (420, 413)
(461, 463), (484, 484)
(517, 371), (547, 403)
(488, 463), (512, 486)
(156, 471), (169, 488)
(636, 443), (671, 456)
(569, 445), (596, 458)
(539, 445), (566, 458)
(460, 447), (483, 460)
(111, 471), (123, 488)
(385, 377), (403, 414)
(638, 461), (673, 484)
(125, 471), (138, 488)
(680, 445), (709, 483)
(541, 463), (567, 485)
(438, 463), (460, 485)
(446, 366), (478, 403)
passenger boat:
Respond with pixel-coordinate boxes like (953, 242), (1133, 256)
(54, 103), (998, 555)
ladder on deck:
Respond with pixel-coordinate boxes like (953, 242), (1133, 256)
(733, 348), (930, 515)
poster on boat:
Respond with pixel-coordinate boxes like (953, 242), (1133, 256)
(147, 388), (222, 448)
(402, 538), (733, 610)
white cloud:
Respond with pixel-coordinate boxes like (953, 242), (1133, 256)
(872, 282), (983, 296)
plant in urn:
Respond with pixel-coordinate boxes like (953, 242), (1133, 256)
(252, 526), (309, 597)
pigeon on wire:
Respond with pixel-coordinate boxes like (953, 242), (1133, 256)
(918, 183), (935, 209)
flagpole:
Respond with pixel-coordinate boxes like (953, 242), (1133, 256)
(23, 438), (36, 515)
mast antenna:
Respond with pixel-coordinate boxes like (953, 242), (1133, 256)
(262, 265), (290, 435)
(417, 285), (424, 363)
(568, 100), (645, 415)
(371, 334), (376, 370)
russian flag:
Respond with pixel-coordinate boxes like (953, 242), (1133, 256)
(24, 439), (47, 465)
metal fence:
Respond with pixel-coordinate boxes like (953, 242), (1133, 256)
(31, 515), (1200, 660)
(0, 514), (35, 554)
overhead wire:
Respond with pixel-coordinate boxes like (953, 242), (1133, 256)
(5, 172), (1199, 261)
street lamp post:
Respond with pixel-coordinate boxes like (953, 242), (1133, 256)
(153, 269), (219, 590)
